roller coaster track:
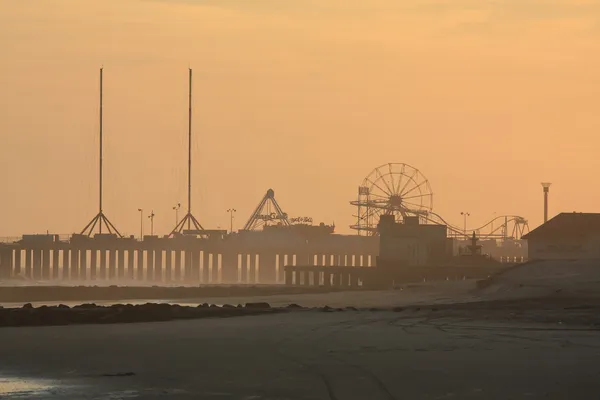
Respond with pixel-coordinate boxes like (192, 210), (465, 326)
(352, 212), (529, 240)
(423, 212), (529, 240)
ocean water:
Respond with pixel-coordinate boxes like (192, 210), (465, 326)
(0, 375), (145, 399)
(0, 376), (59, 398)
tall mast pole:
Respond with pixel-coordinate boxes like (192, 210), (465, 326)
(99, 67), (104, 234)
(169, 67), (204, 236)
(188, 68), (192, 230)
(80, 66), (122, 238)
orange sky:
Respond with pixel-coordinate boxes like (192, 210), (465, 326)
(1, 0), (599, 237)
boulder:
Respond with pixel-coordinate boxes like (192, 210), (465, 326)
(245, 302), (271, 309)
(75, 303), (98, 309)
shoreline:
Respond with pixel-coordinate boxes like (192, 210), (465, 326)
(0, 302), (287, 328)
(2, 295), (600, 329)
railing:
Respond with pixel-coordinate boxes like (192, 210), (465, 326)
(498, 256), (527, 264)
(0, 232), (184, 244)
(0, 233), (78, 244)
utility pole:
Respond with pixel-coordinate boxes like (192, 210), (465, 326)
(148, 210), (155, 236)
(227, 208), (236, 234)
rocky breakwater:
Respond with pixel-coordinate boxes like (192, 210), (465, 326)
(0, 285), (343, 303)
(0, 302), (282, 328)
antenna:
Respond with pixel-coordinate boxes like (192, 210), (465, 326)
(171, 68), (204, 236)
(80, 67), (122, 237)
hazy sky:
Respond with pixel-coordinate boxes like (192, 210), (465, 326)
(1, 0), (599, 237)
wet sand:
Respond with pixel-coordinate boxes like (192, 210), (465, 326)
(1, 307), (599, 399)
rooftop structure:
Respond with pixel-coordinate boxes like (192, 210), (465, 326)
(522, 213), (600, 260)
(377, 215), (450, 267)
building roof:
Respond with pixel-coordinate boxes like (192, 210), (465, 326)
(522, 213), (600, 240)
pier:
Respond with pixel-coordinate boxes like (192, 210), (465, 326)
(0, 233), (378, 284)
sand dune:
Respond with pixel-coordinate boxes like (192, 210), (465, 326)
(478, 259), (600, 301)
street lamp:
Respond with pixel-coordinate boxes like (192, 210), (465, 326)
(541, 182), (552, 223)
(227, 208), (236, 234)
(173, 203), (181, 226)
(137, 208), (144, 240)
(148, 210), (155, 236)
(460, 212), (470, 237)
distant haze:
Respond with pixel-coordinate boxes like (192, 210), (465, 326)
(1, 0), (599, 237)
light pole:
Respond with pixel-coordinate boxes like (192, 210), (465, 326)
(137, 208), (144, 239)
(227, 208), (236, 234)
(541, 182), (551, 223)
(173, 203), (181, 225)
(148, 210), (155, 236)
(460, 212), (470, 237)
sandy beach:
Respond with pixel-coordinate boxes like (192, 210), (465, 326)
(1, 261), (600, 399)
(1, 307), (599, 399)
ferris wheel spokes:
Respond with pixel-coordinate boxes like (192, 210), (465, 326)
(350, 163), (434, 234)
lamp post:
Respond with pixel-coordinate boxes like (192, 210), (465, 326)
(137, 208), (144, 240)
(227, 208), (236, 234)
(173, 203), (181, 225)
(460, 212), (470, 237)
(148, 210), (155, 236)
(541, 183), (551, 223)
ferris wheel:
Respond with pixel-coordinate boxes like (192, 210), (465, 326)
(350, 163), (433, 234)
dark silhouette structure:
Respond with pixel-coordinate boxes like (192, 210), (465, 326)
(523, 212), (600, 260)
(284, 215), (508, 289)
(171, 68), (204, 236)
(243, 189), (290, 231)
(466, 231), (483, 256)
(80, 67), (122, 238)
